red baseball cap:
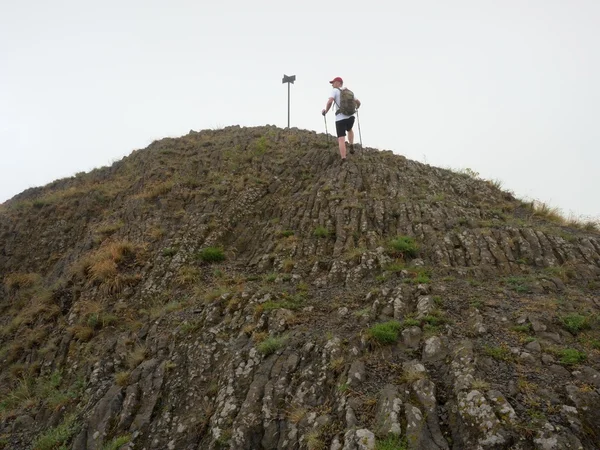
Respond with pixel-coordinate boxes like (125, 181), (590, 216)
(329, 77), (343, 84)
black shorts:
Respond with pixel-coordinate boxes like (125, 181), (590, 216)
(335, 116), (355, 138)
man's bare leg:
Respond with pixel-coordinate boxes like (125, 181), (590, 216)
(347, 129), (354, 146)
(338, 137), (347, 159)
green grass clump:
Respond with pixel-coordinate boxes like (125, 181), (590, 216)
(102, 435), (131, 450)
(404, 268), (431, 284)
(375, 434), (407, 450)
(32, 414), (79, 450)
(384, 262), (406, 273)
(559, 348), (587, 366)
(387, 236), (418, 258)
(561, 314), (591, 335)
(367, 321), (402, 344)
(511, 323), (532, 333)
(422, 312), (448, 327)
(257, 336), (286, 356)
(483, 344), (513, 362)
(262, 297), (304, 311)
(1, 371), (82, 417)
(504, 276), (532, 293)
(402, 318), (420, 328)
(313, 226), (331, 238)
(197, 247), (225, 263)
(162, 247), (178, 257)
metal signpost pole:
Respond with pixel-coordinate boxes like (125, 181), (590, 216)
(281, 75), (296, 128)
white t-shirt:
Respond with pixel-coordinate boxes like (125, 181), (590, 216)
(330, 87), (353, 122)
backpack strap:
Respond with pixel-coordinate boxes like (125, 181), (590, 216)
(333, 87), (342, 115)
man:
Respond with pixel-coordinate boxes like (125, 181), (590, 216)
(322, 76), (361, 161)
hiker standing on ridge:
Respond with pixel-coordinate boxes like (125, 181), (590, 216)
(322, 77), (361, 161)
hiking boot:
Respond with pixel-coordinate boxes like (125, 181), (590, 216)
(349, 143), (355, 154)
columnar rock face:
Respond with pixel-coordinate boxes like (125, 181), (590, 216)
(0, 126), (599, 449)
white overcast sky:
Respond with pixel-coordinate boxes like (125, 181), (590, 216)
(1, 1), (599, 219)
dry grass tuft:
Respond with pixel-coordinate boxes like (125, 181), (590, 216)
(115, 371), (131, 386)
(176, 266), (200, 286)
(127, 345), (147, 369)
(71, 240), (141, 294)
(528, 200), (565, 224)
(69, 325), (94, 342)
(4, 273), (42, 292)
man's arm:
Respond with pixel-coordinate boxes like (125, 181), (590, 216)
(322, 97), (334, 115)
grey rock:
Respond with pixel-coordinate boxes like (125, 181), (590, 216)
(541, 354), (556, 365)
(572, 366), (600, 389)
(467, 310), (487, 335)
(549, 364), (571, 378)
(487, 390), (517, 426)
(268, 308), (295, 334)
(422, 336), (446, 363)
(402, 326), (422, 349)
(86, 385), (125, 450)
(347, 360), (365, 387)
(375, 384), (402, 436)
(565, 385), (600, 443)
(560, 405), (583, 434)
(405, 403), (449, 450)
(537, 331), (562, 344)
(12, 415), (34, 432)
(530, 319), (547, 332)
(416, 296), (435, 318)
(342, 428), (376, 450)
(534, 422), (584, 450)
(518, 351), (540, 366)
(524, 340), (542, 353)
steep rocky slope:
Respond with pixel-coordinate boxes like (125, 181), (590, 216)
(1, 125), (599, 450)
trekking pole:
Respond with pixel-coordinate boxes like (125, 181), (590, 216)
(324, 114), (329, 143)
(356, 109), (363, 148)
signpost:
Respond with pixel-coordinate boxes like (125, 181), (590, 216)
(282, 74), (296, 128)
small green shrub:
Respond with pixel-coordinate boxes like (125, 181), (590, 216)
(180, 320), (202, 334)
(504, 276), (532, 293)
(337, 382), (350, 393)
(257, 336), (286, 356)
(384, 262), (405, 273)
(367, 321), (402, 344)
(279, 230), (295, 237)
(197, 247), (225, 263)
(470, 299), (483, 309)
(402, 318), (420, 328)
(387, 236), (418, 258)
(402, 267), (431, 284)
(561, 314), (590, 335)
(102, 435), (131, 450)
(264, 273), (278, 282)
(422, 312), (448, 327)
(162, 247), (178, 257)
(483, 344), (513, 362)
(32, 414), (79, 450)
(313, 226), (330, 238)
(559, 349), (587, 366)
(262, 297), (304, 311)
(511, 324), (532, 333)
(375, 434), (408, 450)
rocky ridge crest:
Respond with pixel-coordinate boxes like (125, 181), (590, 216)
(1, 125), (599, 449)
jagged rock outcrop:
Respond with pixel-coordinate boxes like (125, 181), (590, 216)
(1, 125), (599, 449)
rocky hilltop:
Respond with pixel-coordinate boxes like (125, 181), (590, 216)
(1, 126), (599, 450)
